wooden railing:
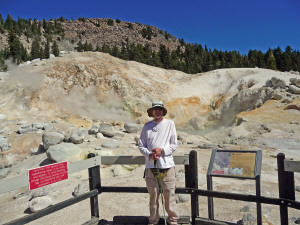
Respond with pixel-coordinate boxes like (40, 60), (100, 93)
(1, 151), (300, 225)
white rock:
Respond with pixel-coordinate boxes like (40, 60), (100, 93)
(28, 196), (53, 212)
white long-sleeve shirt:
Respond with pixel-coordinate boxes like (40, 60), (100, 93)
(138, 118), (178, 169)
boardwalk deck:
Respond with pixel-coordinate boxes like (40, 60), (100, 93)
(195, 218), (236, 225)
(113, 216), (191, 225)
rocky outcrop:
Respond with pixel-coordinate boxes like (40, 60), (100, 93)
(208, 87), (274, 126)
(60, 18), (180, 52)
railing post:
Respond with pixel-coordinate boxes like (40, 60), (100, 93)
(277, 153), (289, 225)
(189, 150), (199, 224)
(255, 150), (262, 225)
(255, 176), (262, 225)
(207, 175), (214, 220)
(88, 153), (101, 218)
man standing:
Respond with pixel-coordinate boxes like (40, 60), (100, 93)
(139, 101), (178, 225)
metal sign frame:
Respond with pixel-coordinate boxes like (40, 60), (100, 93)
(206, 149), (262, 225)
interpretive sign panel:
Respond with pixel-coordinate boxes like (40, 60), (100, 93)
(208, 150), (259, 178)
(28, 161), (68, 190)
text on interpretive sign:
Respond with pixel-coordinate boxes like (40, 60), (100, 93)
(28, 161), (68, 190)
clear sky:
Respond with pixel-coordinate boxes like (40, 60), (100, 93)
(1, 0), (299, 54)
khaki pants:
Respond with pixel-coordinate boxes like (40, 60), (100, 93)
(145, 167), (178, 224)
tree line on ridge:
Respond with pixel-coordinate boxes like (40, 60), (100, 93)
(0, 14), (299, 74)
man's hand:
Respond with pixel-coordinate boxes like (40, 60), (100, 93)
(150, 148), (162, 160)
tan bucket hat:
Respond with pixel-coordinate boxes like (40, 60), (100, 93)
(147, 101), (167, 117)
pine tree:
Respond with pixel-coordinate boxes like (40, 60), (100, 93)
(107, 19), (114, 26)
(265, 49), (277, 70)
(83, 41), (93, 51)
(83, 41), (89, 51)
(0, 14), (3, 25)
(111, 45), (120, 57)
(95, 44), (101, 52)
(30, 38), (41, 60)
(257, 51), (266, 68)
(281, 46), (293, 71)
(44, 40), (50, 58)
(4, 14), (14, 31)
(20, 45), (28, 62)
(120, 43), (129, 60)
(132, 44), (144, 62)
(273, 46), (283, 70)
(159, 44), (170, 68)
(77, 41), (84, 52)
(143, 43), (152, 64)
(31, 18), (41, 36)
(0, 14), (4, 34)
(151, 51), (162, 67)
(0, 49), (7, 71)
(52, 40), (59, 57)
(40, 46), (45, 59)
(102, 43), (111, 53)
(127, 22), (133, 29)
(7, 31), (22, 63)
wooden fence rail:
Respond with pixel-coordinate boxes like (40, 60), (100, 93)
(1, 151), (300, 225)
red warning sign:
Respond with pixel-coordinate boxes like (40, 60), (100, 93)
(28, 161), (68, 190)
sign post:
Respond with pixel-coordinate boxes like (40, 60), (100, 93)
(207, 150), (262, 225)
(28, 161), (68, 190)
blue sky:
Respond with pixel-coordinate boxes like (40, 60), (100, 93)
(1, 0), (299, 54)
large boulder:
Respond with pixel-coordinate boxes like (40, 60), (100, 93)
(101, 130), (116, 137)
(69, 129), (85, 144)
(270, 77), (286, 88)
(124, 122), (139, 133)
(46, 143), (81, 162)
(98, 123), (113, 133)
(42, 132), (65, 150)
(88, 124), (100, 135)
(99, 123), (116, 137)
